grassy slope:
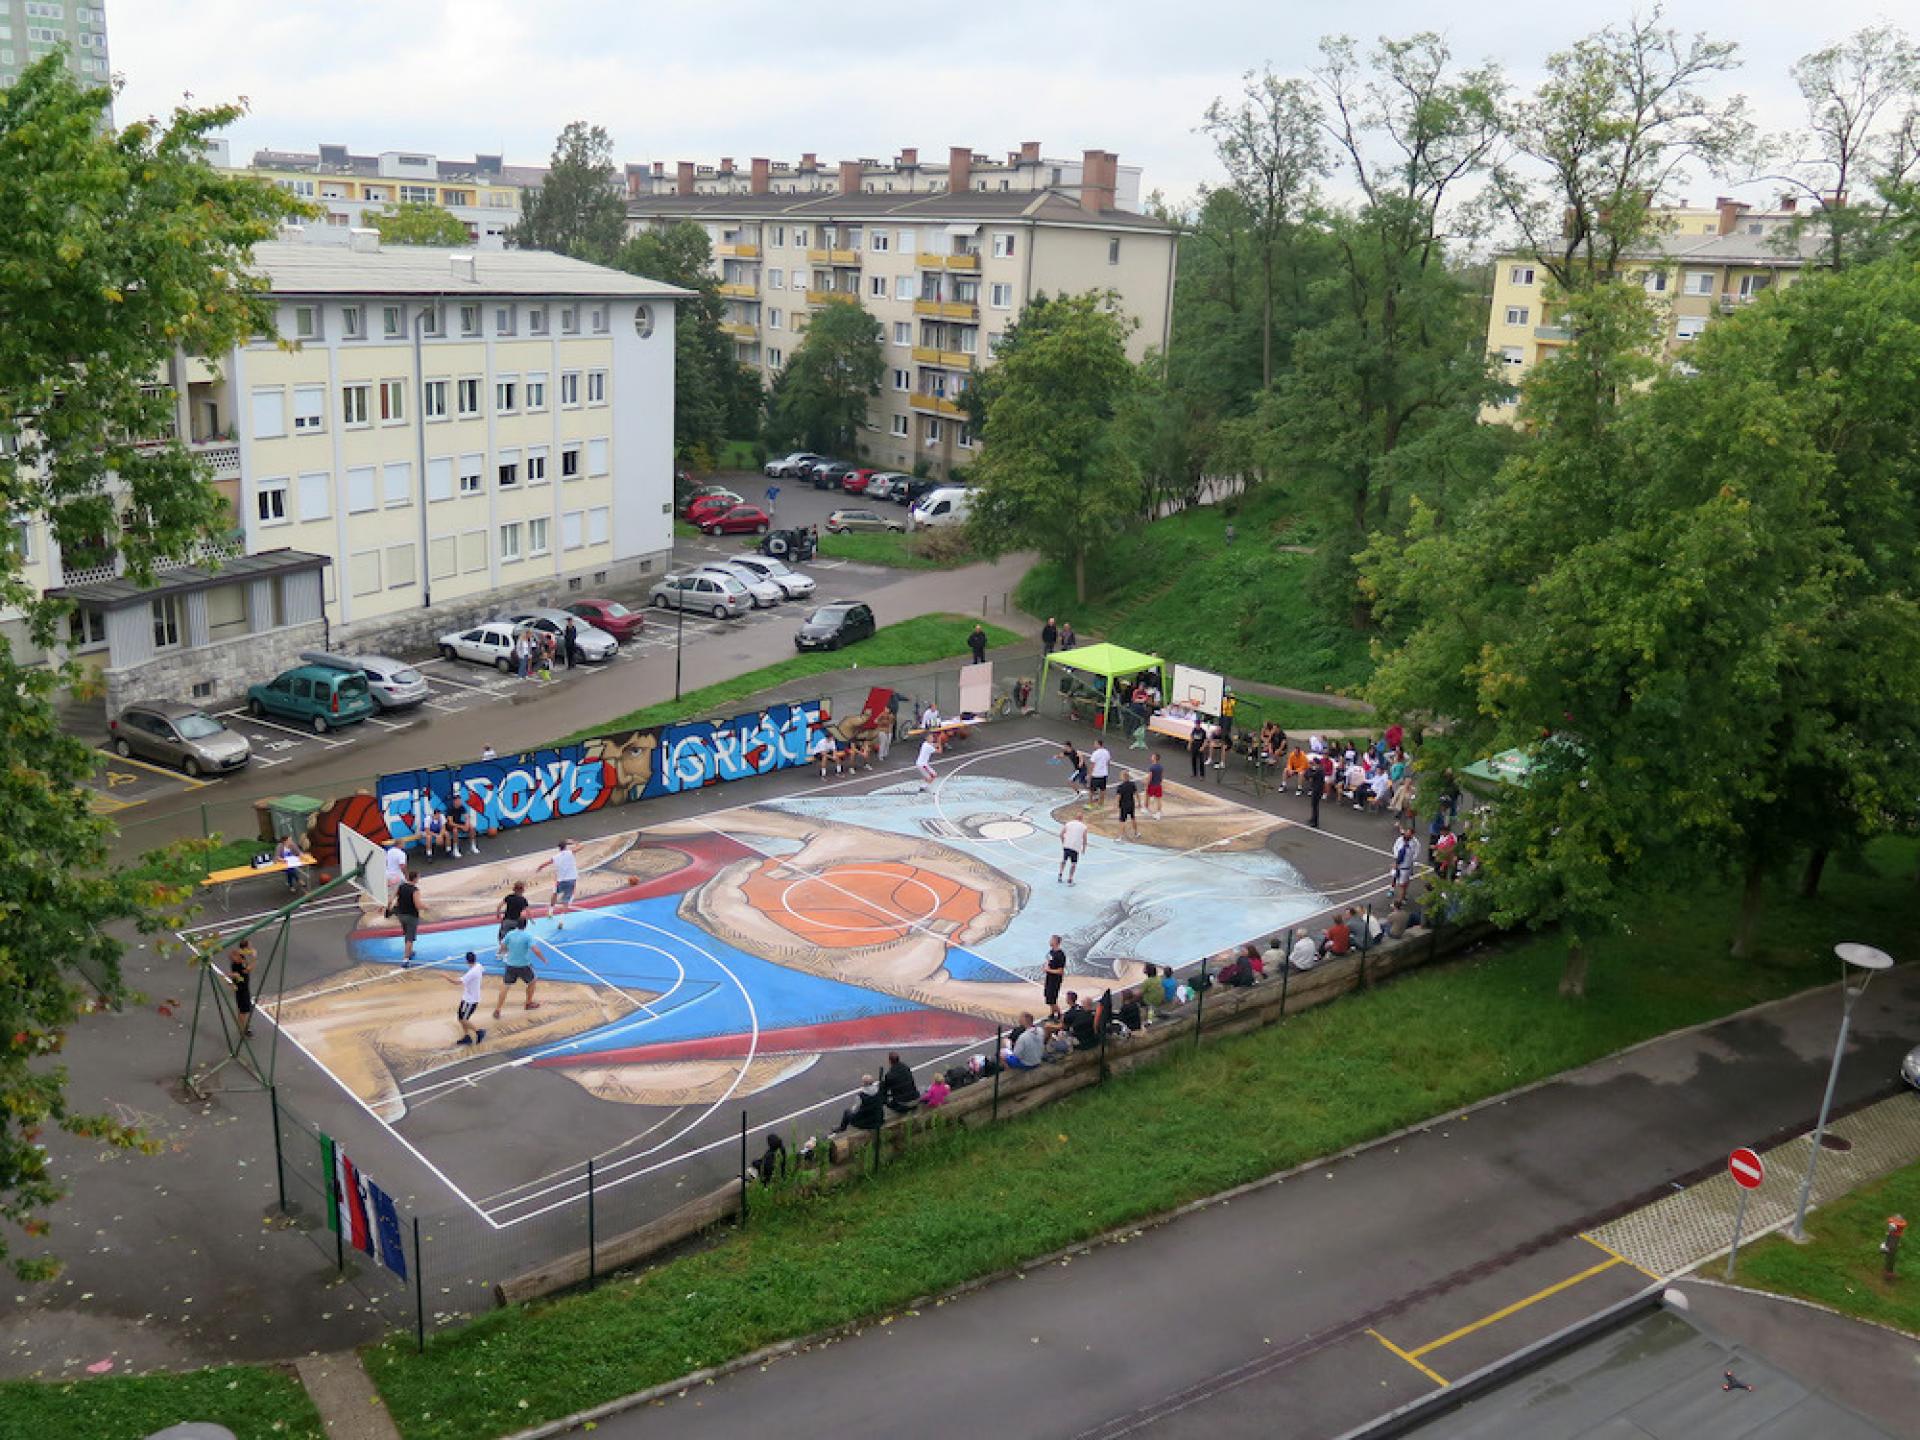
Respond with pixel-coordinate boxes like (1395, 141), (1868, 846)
(564, 614), (1020, 739)
(695, 527), (960, 571)
(0, 1365), (326, 1440)
(362, 838), (1918, 1440)
(1736, 1156), (1920, 1335)
(1016, 488), (1374, 695)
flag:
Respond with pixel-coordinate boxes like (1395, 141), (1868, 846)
(319, 1132), (374, 1259)
(368, 1178), (408, 1281)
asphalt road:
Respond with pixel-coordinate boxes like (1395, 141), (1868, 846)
(588, 967), (1920, 1440)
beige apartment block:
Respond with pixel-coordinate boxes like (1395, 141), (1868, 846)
(10, 229), (686, 715)
(627, 146), (1176, 477)
(1485, 196), (1826, 420)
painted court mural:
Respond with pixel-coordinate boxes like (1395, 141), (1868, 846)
(276, 765), (1333, 1121)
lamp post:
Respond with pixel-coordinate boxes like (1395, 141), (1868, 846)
(1789, 942), (1894, 1241)
(673, 590), (686, 701)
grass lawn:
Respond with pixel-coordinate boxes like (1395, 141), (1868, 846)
(362, 837), (1919, 1440)
(816, 530), (953, 569)
(715, 438), (759, 470)
(1016, 487), (1373, 695)
(0, 1364), (326, 1440)
(1734, 1154), (1920, 1336)
(563, 613), (1020, 740)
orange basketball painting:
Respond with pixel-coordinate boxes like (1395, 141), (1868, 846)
(738, 858), (985, 949)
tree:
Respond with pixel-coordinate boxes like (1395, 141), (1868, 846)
(1202, 69), (1328, 390)
(0, 59), (300, 1276)
(761, 301), (883, 457)
(965, 293), (1138, 603)
(370, 201), (473, 247)
(510, 121), (626, 263)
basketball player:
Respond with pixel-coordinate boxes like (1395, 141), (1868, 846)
(446, 951), (486, 1046)
(916, 735), (938, 791)
(533, 839), (579, 930)
(1058, 813), (1090, 884)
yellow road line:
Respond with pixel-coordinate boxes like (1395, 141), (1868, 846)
(1407, 1256), (1622, 1359)
(97, 750), (210, 788)
(1578, 1230), (1662, 1281)
(1367, 1328), (1449, 1387)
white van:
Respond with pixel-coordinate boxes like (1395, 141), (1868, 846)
(908, 486), (971, 530)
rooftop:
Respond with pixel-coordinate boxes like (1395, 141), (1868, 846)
(245, 237), (694, 300)
(626, 187), (1173, 233)
(49, 549), (331, 610)
(249, 147), (547, 190)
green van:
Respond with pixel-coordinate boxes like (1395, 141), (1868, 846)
(246, 661), (377, 733)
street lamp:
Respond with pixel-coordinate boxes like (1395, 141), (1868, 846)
(673, 592), (686, 702)
(1789, 942), (1894, 1241)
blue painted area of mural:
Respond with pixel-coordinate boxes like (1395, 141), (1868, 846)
(371, 700), (827, 841)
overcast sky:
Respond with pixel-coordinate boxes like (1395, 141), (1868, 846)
(116, 0), (1910, 210)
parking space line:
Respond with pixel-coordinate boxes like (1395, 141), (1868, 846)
(366, 714), (416, 731)
(215, 709), (355, 748)
(97, 750), (212, 788)
(1366, 1329), (1448, 1388)
(1402, 1256), (1622, 1361)
(1577, 1230), (1661, 1281)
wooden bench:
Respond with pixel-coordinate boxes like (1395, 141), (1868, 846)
(203, 854), (317, 909)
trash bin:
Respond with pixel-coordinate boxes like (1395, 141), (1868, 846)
(268, 794), (323, 843)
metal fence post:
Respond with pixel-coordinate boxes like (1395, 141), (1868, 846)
(585, 1157), (597, 1291)
(739, 1111), (749, 1227)
(1280, 931), (1293, 1015)
(1192, 959), (1210, 1053)
(269, 1085), (288, 1214)
(872, 1119), (882, 1176)
(991, 1027), (1003, 1121)
(1359, 903), (1374, 990)
(412, 1215), (426, 1353)
(1098, 1009), (1110, 1081)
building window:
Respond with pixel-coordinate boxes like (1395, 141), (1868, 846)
(256, 478), (290, 525)
(298, 471), (331, 520)
(349, 550), (381, 596)
(586, 370), (607, 405)
(1508, 265), (1535, 285)
(399, 184), (434, 205)
(420, 305), (441, 338)
(562, 511), (585, 550)
(423, 378), (449, 419)
(494, 304), (516, 336)
(459, 303), (482, 336)
(560, 371), (581, 407)
(385, 541), (417, 589)
(768, 308), (783, 330)
(1643, 270), (1669, 294)
(526, 446), (548, 484)
(341, 384), (371, 427)
(771, 225), (786, 247)
(1684, 271), (1716, 296)
(292, 385), (325, 433)
(561, 305), (579, 335)
(342, 305), (365, 339)
(528, 516), (550, 556)
(528, 305), (548, 335)
(69, 608), (106, 651)
(992, 233), (1015, 259)
(457, 377), (481, 416)
(383, 305), (404, 338)
(892, 369), (910, 391)
(251, 388), (286, 439)
(1675, 316), (1709, 342)
(587, 437), (609, 476)
(499, 522), (522, 563)
(561, 442), (581, 478)
(383, 461), (411, 508)
(292, 305), (320, 341)
(525, 373), (547, 410)
(1738, 274), (1772, 299)
(926, 418), (943, 444)
(958, 424), (974, 448)
(590, 306), (609, 333)
(989, 283), (1012, 309)
(794, 228), (809, 249)
(893, 321), (910, 346)
(890, 414), (909, 437)
(895, 275), (914, 301)
(459, 529), (487, 572)
(1501, 345), (1525, 368)
(870, 231), (891, 252)
(426, 457), (453, 502)
(587, 507), (610, 545)
(151, 596), (183, 650)
(495, 377), (518, 413)
(458, 454), (483, 495)
(379, 379), (406, 423)
(870, 275), (888, 298)
(1107, 237), (1121, 265)
(768, 267), (785, 290)
(1504, 306), (1529, 326)
(346, 466), (376, 513)
(766, 347), (783, 367)
(497, 451), (520, 488)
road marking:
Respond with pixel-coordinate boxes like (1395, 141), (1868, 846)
(1577, 1230), (1662, 1281)
(1404, 1255), (1622, 1360)
(97, 749), (212, 788)
(216, 709), (355, 748)
(1366, 1329), (1448, 1388)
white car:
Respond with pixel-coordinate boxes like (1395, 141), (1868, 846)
(649, 571), (752, 618)
(438, 621), (521, 671)
(696, 562), (783, 609)
(497, 608), (618, 662)
(727, 555), (815, 600)
(764, 451), (826, 479)
(865, 472), (910, 502)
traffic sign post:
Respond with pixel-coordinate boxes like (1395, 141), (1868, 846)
(1725, 1147), (1765, 1279)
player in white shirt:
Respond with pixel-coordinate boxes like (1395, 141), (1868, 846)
(1086, 744), (1112, 809)
(384, 841), (409, 891)
(1058, 815), (1090, 884)
(916, 738), (939, 790)
(533, 839), (580, 930)
(445, 951), (486, 1046)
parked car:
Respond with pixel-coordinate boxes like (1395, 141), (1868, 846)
(564, 598), (646, 642)
(685, 491), (745, 523)
(109, 701), (251, 776)
(825, 507), (903, 534)
(300, 650), (428, 711)
(247, 661), (376, 733)
(865, 472), (909, 502)
(894, 475), (955, 507)
(438, 621), (521, 671)
(795, 601), (878, 652)
(908, 486), (972, 530)
(842, 468), (878, 494)
(810, 462), (855, 491)
(764, 451), (826, 479)
(727, 554), (816, 600)
(696, 561), (783, 608)
(699, 504), (773, 536)
(649, 571), (753, 619)
(758, 526), (817, 562)
(677, 479), (735, 509)
(497, 609), (618, 662)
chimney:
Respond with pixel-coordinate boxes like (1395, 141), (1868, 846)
(898, 147), (918, 168)
(1020, 140), (1041, 163)
(750, 157), (770, 195)
(719, 157), (734, 176)
(348, 227), (381, 254)
(800, 152), (818, 170)
(676, 161), (695, 196)
(1778, 192), (1796, 213)
(1081, 149), (1116, 214)
(947, 145), (972, 195)
(839, 159), (863, 195)
(449, 251), (477, 282)
(1714, 196), (1745, 235)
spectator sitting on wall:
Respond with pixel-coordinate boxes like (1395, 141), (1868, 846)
(1288, 931), (1320, 972)
(1387, 898), (1412, 939)
(752, 1133), (787, 1185)
(880, 1051), (921, 1114)
(830, 1075), (887, 1134)
(922, 1075), (951, 1108)
(1004, 1014), (1048, 1069)
(1117, 988), (1143, 1033)
(1062, 994), (1100, 1050)
(1323, 915), (1353, 957)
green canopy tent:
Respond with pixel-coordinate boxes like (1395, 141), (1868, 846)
(1460, 747), (1535, 795)
(1040, 641), (1169, 733)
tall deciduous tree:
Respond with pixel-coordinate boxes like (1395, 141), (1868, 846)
(370, 201), (473, 247)
(511, 121), (626, 264)
(761, 301), (883, 457)
(0, 58), (299, 1276)
(965, 293), (1137, 603)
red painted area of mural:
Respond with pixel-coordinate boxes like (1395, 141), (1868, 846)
(530, 1007), (994, 1068)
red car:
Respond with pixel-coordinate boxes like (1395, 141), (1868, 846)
(842, 468), (877, 493)
(700, 504), (773, 536)
(563, 598), (645, 642)
(684, 490), (743, 523)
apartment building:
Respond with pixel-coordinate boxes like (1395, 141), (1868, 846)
(13, 228), (685, 714)
(210, 141), (546, 250)
(1486, 196), (1825, 416)
(0, 0), (110, 91)
(627, 147), (1175, 476)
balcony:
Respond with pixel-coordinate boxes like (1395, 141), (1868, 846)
(719, 321), (758, 340)
(916, 252), (948, 269)
(829, 248), (860, 266)
(909, 394), (967, 418)
(945, 253), (980, 271)
(912, 346), (973, 369)
(1533, 325), (1573, 343)
(805, 248), (831, 265)
(136, 434), (242, 481)
(716, 242), (759, 258)
(717, 281), (758, 299)
(805, 290), (857, 306)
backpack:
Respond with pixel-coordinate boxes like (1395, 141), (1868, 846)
(944, 1065), (976, 1090)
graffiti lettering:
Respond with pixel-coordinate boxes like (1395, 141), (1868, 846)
(649, 701), (823, 796)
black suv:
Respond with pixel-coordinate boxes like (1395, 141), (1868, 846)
(809, 461), (855, 490)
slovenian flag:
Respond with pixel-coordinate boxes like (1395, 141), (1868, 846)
(320, 1132), (375, 1260)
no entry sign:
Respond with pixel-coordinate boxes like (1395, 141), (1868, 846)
(1729, 1148), (1765, 1190)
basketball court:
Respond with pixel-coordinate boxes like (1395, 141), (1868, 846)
(182, 730), (1398, 1242)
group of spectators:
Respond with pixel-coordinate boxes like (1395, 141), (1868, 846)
(1262, 726), (1424, 817)
(512, 623), (582, 681)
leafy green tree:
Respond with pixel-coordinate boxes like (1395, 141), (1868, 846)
(761, 301), (883, 457)
(370, 201), (473, 246)
(0, 58), (299, 1276)
(510, 121), (626, 263)
(966, 293), (1138, 603)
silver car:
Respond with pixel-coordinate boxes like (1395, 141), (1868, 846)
(301, 651), (428, 710)
(866, 472), (910, 502)
(728, 555), (816, 600)
(696, 562), (783, 609)
(109, 701), (251, 776)
(497, 609), (618, 663)
(649, 571), (751, 618)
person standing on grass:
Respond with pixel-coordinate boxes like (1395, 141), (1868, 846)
(495, 879), (531, 955)
(1058, 814), (1090, 885)
(968, 624), (988, 665)
(1116, 770), (1140, 840)
(388, 869), (424, 968)
(493, 918), (546, 1019)
(533, 838), (579, 931)
(1087, 741), (1112, 810)
(916, 735), (939, 791)
(1146, 752), (1165, 819)
(1059, 620), (1077, 651)
(1042, 936), (1068, 1011)
(1307, 754), (1325, 829)
(447, 952), (486, 1047)
(1042, 616), (1059, 654)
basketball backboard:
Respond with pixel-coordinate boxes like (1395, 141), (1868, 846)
(337, 820), (388, 911)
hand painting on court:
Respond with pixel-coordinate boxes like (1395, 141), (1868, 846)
(276, 757), (1332, 1123)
